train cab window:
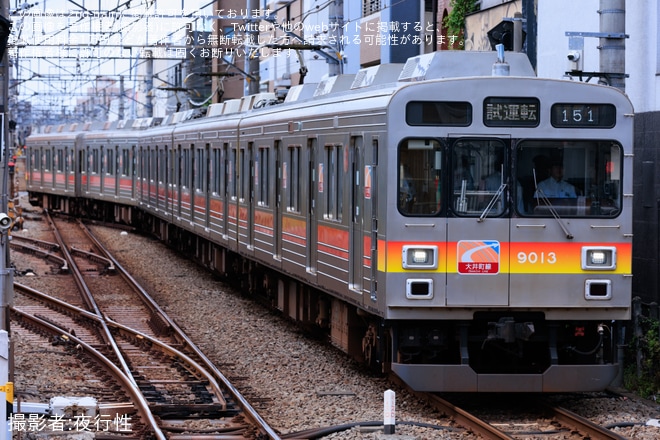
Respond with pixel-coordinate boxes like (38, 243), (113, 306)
(515, 140), (622, 217)
(398, 139), (442, 216)
(450, 139), (507, 217)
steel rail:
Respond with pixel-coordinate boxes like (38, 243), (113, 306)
(44, 211), (138, 386)
(82, 220), (283, 440)
(425, 393), (515, 440)
(8, 240), (68, 271)
(10, 307), (166, 440)
(549, 404), (629, 440)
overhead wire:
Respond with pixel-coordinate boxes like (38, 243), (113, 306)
(13, 0), (214, 116)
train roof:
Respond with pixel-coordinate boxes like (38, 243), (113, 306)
(29, 50), (611, 138)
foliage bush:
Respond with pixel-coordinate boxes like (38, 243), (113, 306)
(624, 316), (660, 400)
(443, 0), (479, 37)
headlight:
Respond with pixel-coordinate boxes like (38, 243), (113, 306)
(402, 245), (438, 269)
(581, 246), (616, 270)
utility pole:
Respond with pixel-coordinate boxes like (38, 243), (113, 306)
(328, 0), (344, 76)
(0, 1), (12, 437)
(599, 0), (626, 91)
(246, 0), (260, 95)
(565, 0), (627, 92)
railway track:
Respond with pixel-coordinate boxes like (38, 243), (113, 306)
(11, 211), (280, 439)
(420, 391), (630, 440)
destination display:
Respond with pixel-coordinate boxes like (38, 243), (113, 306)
(483, 97), (540, 127)
(406, 101), (472, 126)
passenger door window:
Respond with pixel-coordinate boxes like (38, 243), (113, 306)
(450, 139), (507, 217)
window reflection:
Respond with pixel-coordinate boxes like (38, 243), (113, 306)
(398, 139), (442, 216)
(516, 140), (622, 217)
(451, 139), (507, 217)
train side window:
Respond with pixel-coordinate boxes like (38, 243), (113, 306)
(515, 140), (622, 217)
(211, 148), (222, 195)
(239, 147), (249, 202)
(56, 149), (64, 172)
(228, 147), (237, 200)
(121, 149), (130, 176)
(195, 147), (205, 192)
(324, 144), (343, 221)
(182, 147), (190, 190)
(106, 149), (114, 175)
(158, 148), (167, 185)
(398, 139), (443, 216)
(173, 146), (179, 188)
(91, 148), (99, 174)
(258, 146), (270, 207)
(150, 147), (157, 183)
(287, 145), (300, 212)
(66, 149), (74, 174)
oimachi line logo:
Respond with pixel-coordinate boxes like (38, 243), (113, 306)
(457, 240), (500, 275)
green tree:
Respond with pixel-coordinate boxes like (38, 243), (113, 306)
(444, 0), (478, 39)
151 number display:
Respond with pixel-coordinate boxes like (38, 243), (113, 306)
(551, 103), (616, 128)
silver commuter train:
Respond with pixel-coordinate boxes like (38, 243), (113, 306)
(25, 50), (634, 392)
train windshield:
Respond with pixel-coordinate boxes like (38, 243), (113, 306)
(515, 140), (622, 217)
(398, 139), (442, 215)
(398, 138), (623, 218)
(451, 139), (507, 217)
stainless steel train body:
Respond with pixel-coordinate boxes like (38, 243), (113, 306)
(25, 51), (634, 392)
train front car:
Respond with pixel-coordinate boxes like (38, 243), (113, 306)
(385, 52), (633, 392)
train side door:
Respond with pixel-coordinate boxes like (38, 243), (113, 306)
(100, 145), (106, 194)
(176, 144), (184, 220)
(306, 139), (318, 273)
(64, 146), (71, 193)
(222, 143), (230, 241)
(130, 145), (136, 200)
(162, 145), (170, 214)
(204, 143), (211, 228)
(247, 142), (255, 249)
(445, 138), (510, 306)
(350, 136), (364, 293)
(226, 145), (239, 248)
(114, 145), (120, 197)
(274, 141), (282, 260)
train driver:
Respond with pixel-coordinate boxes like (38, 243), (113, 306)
(535, 159), (577, 198)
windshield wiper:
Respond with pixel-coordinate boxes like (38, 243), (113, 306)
(533, 188), (574, 239)
(478, 183), (507, 222)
